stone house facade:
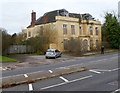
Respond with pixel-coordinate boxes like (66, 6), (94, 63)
(22, 9), (101, 52)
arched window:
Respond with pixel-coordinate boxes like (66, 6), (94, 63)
(82, 39), (88, 51)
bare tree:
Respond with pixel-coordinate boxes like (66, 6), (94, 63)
(23, 24), (58, 53)
(66, 37), (83, 55)
(43, 24), (58, 47)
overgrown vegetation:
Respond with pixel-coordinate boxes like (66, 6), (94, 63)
(102, 12), (120, 49)
(22, 24), (58, 53)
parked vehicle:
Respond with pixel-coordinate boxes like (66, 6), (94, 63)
(45, 49), (62, 59)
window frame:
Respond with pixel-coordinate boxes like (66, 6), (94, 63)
(40, 26), (44, 35)
(71, 25), (75, 35)
(79, 26), (82, 35)
(90, 26), (93, 35)
(63, 24), (67, 35)
(95, 27), (99, 35)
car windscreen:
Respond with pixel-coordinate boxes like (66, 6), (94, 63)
(47, 50), (54, 52)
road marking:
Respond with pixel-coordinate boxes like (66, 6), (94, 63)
(29, 84), (33, 91)
(56, 67), (69, 69)
(89, 70), (101, 74)
(110, 68), (120, 71)
(1, 70), (43, 79)
(115, 88), (120, 92)
(93, 69), (111, 72)
(111, 88), (120, 93)
(59, 76), (69, 82)
(55, 56), (117, 70)
(41, 75), (92, 90)
(49, 70), (53, 73)
(24, 74), (28, 78)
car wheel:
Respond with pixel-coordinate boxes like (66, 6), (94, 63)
(46, 57), (48, 59)
(59, 54), (62, 57)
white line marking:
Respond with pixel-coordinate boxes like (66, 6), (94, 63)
(89, 70), (101, 74)
(55, 56), (117, 70)
(111, 88), (120, 93)
(2, 56), (117, 79)
(41, 75), (92, 90)
(110, 68), (120, 71)
(115, 88), (120, 92)
(56, 67), (69, 69)
(49, 70), (53, 73)
(29, 84), (33, 91)
(59, 76), (69, 82)
(93, 69), (111, 72)
(24, 74), (28, 78)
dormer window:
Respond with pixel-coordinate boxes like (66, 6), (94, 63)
(59, 9), (69, 17)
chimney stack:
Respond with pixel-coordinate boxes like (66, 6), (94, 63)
(31, 10), (36, 27)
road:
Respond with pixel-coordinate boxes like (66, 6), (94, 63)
(2, 53), (119, 92)
(2, 53), (118, 77)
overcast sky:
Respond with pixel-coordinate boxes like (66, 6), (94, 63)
(0, 0), (119, 35)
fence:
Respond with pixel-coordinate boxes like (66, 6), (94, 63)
(6, 45), (34, 54)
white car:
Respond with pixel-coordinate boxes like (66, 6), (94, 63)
(45, 49), (62, 59)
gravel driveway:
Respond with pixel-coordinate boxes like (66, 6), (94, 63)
(2, 54), (77, 71)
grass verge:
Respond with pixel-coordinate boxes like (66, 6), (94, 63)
(0, 56), (19, 62)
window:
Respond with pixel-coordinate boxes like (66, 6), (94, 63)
(28, 31), (31, 37)
(95, 27), (99, 35)
(79, 26), (82, 35)
(63, 24), (67, 34)
(90, 40), (93, 49)
(96, 40), (99, 48)
(40, 26), (44, 35)
(82, 39), (88, 51)
(90, 26), (93, 35)
(24, 33), (27, 38)
(71, 25), (75, 35)
(64, 39), (68, 50)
